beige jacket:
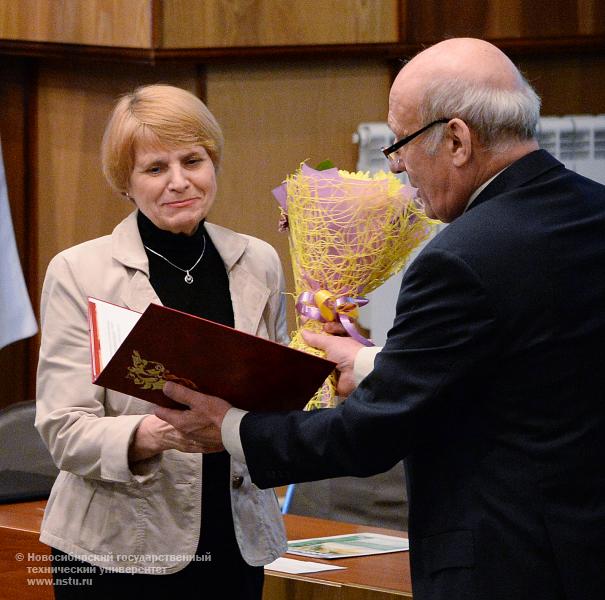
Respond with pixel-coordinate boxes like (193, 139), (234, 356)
(35, 210), (287, 573)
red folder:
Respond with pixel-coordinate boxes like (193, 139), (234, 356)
(89, 299), (335, 411)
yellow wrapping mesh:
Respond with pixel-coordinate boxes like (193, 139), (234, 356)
(278, 164), (435, 409)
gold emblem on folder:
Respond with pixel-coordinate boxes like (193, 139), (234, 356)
(126, 351), (199, 391)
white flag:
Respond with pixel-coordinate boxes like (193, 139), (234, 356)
(0, 139), (38, 350)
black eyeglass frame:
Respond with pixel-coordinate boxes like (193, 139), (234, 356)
(381, 118), (451, 159)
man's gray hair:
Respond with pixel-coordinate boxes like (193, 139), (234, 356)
(419, 73), (541, 153)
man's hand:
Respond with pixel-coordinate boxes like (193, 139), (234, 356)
(154, 382), (233, 453)
(302, 329), (363, 396)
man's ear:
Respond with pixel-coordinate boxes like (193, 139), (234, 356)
(445, 118), (472, 167)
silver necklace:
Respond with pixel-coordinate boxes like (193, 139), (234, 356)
(144, 235), (206, 284)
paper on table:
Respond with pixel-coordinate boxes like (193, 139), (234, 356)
(264, 557), (346, 574)
(287, 532), (409, 559)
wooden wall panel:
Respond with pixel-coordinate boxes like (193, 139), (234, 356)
(0, 0), (152, 48)
(161, 0), (399, 48)
(0, 2), (602, 412)
(0, 58), (32, 409)
(205, 60), (392, 328)
(518, 53), (605, 115)
(405, 0), (605, 42)
(35, 62), (198, 296)
(0, 61), (29, 275)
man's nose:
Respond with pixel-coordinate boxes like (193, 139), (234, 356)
(389, 157), (406, 175)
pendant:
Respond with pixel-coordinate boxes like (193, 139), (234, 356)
(184, 272), (194, 284)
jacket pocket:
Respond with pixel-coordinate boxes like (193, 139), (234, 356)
(420, 529), (475, 575)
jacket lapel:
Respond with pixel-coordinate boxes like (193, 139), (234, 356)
(205, 222), (270, 334)
(111, 211), (162, 312)
(230, 266), (271, 334)
(120, 271), (162, 313)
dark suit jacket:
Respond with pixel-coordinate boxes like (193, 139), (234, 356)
(242, 150), (605, 600)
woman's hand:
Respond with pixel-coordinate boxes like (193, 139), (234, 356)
(128, 414), (206, 463)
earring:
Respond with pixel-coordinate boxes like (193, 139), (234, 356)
(123, 191), (133, 201)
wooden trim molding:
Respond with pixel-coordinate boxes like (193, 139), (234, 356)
(494, 34), (605, 57)
(0, 35), (603, 65)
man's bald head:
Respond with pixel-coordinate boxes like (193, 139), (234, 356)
(385, 38), (541, 223)
(402, 38), (523, 92)
(389, 38), (540, 152)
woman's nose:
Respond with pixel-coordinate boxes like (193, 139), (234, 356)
(168, 166), (190, 191)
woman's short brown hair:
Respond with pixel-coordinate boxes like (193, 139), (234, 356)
(101, 84), (224, 195)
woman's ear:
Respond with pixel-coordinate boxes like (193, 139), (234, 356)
(445, 118), (473, 168)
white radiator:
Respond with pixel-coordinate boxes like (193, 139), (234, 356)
(536, 115), (605, 184)
(354, 115), (605, 345)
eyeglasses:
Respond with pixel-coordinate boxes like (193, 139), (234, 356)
(381, 118), (451, 164)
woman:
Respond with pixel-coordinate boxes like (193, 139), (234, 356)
(35, 84), (287, 598)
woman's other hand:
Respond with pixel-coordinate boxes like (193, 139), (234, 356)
(128, 414), (205, 463)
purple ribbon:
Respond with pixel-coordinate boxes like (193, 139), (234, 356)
(296, 291), (375, 347)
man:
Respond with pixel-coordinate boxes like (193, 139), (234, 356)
(157, 38), (605, 600)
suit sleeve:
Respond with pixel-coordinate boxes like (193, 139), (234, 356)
(241, 247), (499, 489)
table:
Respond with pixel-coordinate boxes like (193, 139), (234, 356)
(0, 501), (412, 600)
(0, 501), (50, 600)
(265, 514), (412, 599)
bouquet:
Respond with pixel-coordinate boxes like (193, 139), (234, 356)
(273, 161), (434, 410)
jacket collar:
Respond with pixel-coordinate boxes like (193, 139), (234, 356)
(112, 211), (149, 272)
(203, 221), (248, 271)
(111, 211), (249, 273)
(110, 211), (264, 333)
(110, 211), (154, 312)
(204, 222), (270, 333)
(468, 149), (563, 212)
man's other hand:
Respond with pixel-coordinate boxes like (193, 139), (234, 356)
(155, 382), (232, 453)
(302, 329), (363, 396)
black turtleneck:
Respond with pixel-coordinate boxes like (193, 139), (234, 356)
(137, 210), (236, 554)
(137, 211), (234, 326)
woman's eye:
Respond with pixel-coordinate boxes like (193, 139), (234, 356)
(186, 157), (202, 166)
(146, 165), (162, 174)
